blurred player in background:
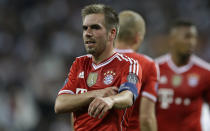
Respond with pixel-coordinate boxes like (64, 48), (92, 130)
(115, 10), (159, 131)
(54, 4), (142, 130)
(155, 20), (210, 131)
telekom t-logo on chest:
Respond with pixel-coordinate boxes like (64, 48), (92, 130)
(158, 88), (174, 109)
(158, 88), (192, 109)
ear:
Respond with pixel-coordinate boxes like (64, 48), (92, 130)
(108, 28), (117, 40)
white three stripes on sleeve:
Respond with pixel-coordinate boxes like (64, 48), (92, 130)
(118, 54), (140, 76)
(136, 60), (139, 76)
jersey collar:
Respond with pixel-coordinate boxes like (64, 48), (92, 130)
(114, 48), (134, 53)
(92, 52), (118, 70)
(167, 54), (194, 74)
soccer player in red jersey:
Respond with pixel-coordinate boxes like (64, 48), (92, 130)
(155, 20), (210, 131)
(54, 4), (142, 131)
(115, 10), (159, 131)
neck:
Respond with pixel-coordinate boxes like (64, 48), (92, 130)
(170, 51), (191, 67)
(93, 43), (115, 64)
(115, 40), (136, 51)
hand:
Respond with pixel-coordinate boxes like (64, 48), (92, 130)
(94, 86), (118, 98)
(88, 97), (114, 119)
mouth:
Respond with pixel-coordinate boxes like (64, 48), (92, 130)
(85, 40), (96, 48)
(85, 40), (96, 45)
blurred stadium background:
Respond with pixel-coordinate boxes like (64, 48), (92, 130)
(0, 0), (210, 131)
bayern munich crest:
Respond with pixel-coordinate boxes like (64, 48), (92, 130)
(187, 74), (199, 87)
(103, 71), (116, 85)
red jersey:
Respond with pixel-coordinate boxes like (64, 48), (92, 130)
(155, 54), (210, 131)
(58, 52), (142, 131)
(115, 49), (159, 131)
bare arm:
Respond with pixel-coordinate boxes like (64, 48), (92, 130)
(54, 87), (118, 114)
(140, 97), (157, 131)
(111, 90), (133, 108)
(88, 90), (133, 119)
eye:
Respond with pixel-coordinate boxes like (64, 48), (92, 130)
(91, 24), (101, 30)
(82, 26), (88, 31)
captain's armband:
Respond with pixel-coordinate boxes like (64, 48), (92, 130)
(118, 82), (138, 102)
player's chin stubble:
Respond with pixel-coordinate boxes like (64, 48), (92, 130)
(85, 46), (96, 55)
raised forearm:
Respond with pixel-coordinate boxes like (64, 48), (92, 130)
(88, 90), (134, 119)
(55, 93), (95, 114)
(55, 87), (118, 114)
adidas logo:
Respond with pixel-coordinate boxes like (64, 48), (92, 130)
(78, 71), (84, 78)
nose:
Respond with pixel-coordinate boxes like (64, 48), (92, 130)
(85, 27), (93, 38)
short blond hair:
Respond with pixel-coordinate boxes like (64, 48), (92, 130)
(81, 4), (119, 34)
(117, 10), (146, 43)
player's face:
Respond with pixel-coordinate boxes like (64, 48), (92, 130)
(171, 26), (197, 56)
(83, 13), (109, 56)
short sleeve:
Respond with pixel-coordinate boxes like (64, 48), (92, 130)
(58, 59), (79, 95)
(141, 62), (159, 102)
(120, 57), (142, 96)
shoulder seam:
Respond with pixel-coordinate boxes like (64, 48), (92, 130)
(142, 54), (154, 62)
(155, 54), (169, 64)
(191, 55), (210, 71)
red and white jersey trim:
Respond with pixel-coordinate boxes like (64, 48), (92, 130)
(118, 53), (139, 75)
(154, 54), (169, 65)
(155, 63), (160, 81)
(91, 52), (140, 75)
(156, 54), (210, 74)
(92, 53), (119, 70)
(191, 55), (210, 71)
(142, 91), (157, 102)
(76, 54), (92, 58)
(167, 55), (193, 74)
(114, 48), (134, 53)
(58, 90), (74, 95)
(116, 48), (159, 80)
(156, 54), (194, 74)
